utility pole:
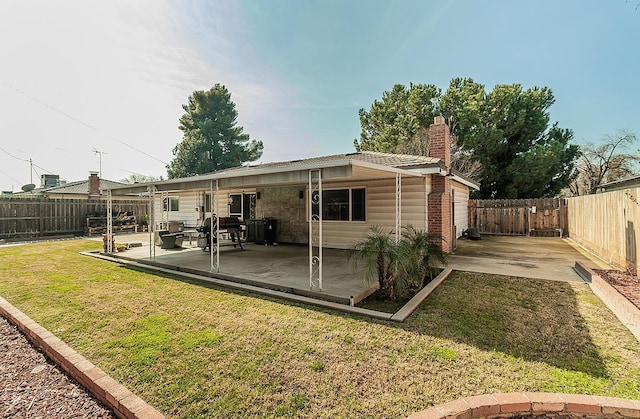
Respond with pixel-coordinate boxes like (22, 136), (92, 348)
(29, 158), (33, 184)
(92, 148), (107, 177)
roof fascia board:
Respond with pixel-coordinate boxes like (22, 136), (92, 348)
(451, 174), (480, 190)
(351, 160), (425, 177)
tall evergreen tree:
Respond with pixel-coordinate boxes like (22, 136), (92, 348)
(441, 78), (579, 198)
(167, 84), (263, 178)
(356, 78), (579, 198)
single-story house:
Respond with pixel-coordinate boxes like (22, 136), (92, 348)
(106, 117), (479, 290)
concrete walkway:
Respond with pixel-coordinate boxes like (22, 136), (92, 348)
(449, 236), (613, 282)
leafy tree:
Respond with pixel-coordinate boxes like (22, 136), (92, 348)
(355, 83), (440, 154)
(441, 78), (579, 198)
(120, 174), (163, 184)
(167, 84), (263, 178)
(356, 78), (580, 198)
(569, 130), (639, 195)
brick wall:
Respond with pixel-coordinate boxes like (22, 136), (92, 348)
(428, 116), (452, 252)
(88, 172), (100, 198)
(255, 185), (308, 244)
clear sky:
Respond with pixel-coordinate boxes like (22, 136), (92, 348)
(0, 0), (638, 192)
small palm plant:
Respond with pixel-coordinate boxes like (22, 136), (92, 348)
(395, 226), (447, 298)
(350, 225), (448, 301)
(349, 226), (399, 301)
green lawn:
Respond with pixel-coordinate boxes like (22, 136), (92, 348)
(1, 240), (639, 418)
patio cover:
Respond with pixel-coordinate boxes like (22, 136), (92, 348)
(103, 152), (476, 293)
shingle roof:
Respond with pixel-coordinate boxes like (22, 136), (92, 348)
(215, 151), (441, 175)
(43, 179), (125, 195)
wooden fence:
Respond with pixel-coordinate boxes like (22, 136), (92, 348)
(0, 197), (148, 239)
(468, 198), (568, 236)
(567, 188), (640, 275)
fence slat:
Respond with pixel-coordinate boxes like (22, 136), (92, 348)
(0, 197), (147, 239)
(468, 198), (566, 236)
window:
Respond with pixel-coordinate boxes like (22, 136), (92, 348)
(229, 194), (242, 216)
(163, 196), (179, 212)
(311, 188), (366, 221)
(228, 193), (256, 219)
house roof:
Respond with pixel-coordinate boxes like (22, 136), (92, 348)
(597, 175), (640, 192)
(43, 179), (125, 195)
(215, 151), (442, 174)
(107, 151), (480, 195)
(13, 178), (125, 196)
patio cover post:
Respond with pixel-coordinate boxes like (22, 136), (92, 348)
(147, 185), (155, 259)
(106, 189), (113, 253)
(395, 173), (402, 243)
(309, 169), (323, 290)
(210, 179), (220, 273)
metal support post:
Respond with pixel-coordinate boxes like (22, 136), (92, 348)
(106, 189), (113, 253)
(309, 169), (323, 290)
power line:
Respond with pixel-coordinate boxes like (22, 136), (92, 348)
(0, 80), (170, 165)
(0, 167), (22, 185)
(0, 145), (67, 184)
(0, 145), (29, 162)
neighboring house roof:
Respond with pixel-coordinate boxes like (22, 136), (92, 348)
(598, 175), (640, 192)
(42, 179), (125, 195)
(12, 179), (125, 196)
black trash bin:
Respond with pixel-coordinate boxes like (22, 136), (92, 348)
(264, 218), (277, 245)
(254, 219), (266, 245)
(246, 219), (259, 243)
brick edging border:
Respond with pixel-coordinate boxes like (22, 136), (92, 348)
(408, 392), (640, 418)
(574, 261), (640, 342)
(0, 296), (164, 419)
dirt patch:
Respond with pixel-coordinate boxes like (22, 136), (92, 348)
(0, 316), (115, 418)
(594, 269), (640, 310)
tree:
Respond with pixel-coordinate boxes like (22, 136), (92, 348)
(440, 78), (579, 198)
(166, 84), (263, 178)
(569, 130), (639, 195)
(355, 83), (440, 155)
(120, 174), (163, 184)
(355, 79), (579, 197)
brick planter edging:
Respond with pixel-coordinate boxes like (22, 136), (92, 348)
(0, 296), (164, 419)
(409, 392), (640, 419)
(575, 261), (640, 342)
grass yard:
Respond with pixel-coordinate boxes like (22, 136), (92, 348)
(1, 240), (639, 418)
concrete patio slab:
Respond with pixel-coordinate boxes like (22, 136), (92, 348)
(100, 233), (373, 305)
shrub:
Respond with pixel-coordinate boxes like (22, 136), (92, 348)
(350, 225), (447, 301)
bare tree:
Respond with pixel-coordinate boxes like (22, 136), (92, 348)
(395, 126), (483, 180)
(569, 130), (639, 195)
(120, 173), (163, 184)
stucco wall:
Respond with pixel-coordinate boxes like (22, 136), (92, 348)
(255, 185), (308, 244)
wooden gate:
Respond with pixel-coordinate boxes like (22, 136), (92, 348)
(468, 198), (568, 236)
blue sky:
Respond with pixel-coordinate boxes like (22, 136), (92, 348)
(0, 0), (638, 191)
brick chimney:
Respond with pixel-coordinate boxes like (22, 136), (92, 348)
(88, 172), (101, 198)
(428, 116), (452, 252)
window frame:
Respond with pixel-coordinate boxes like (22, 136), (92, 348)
(310, 187), (366, 222)
(163, 196), (179, 212)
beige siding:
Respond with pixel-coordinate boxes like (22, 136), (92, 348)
(153, 190), (233, 228)
(314, 177), (428, 249)
(452, 182), (470, 237)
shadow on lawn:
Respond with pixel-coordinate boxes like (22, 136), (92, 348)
(119, 262), (608, 379)
(400, 271), (608, 378)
